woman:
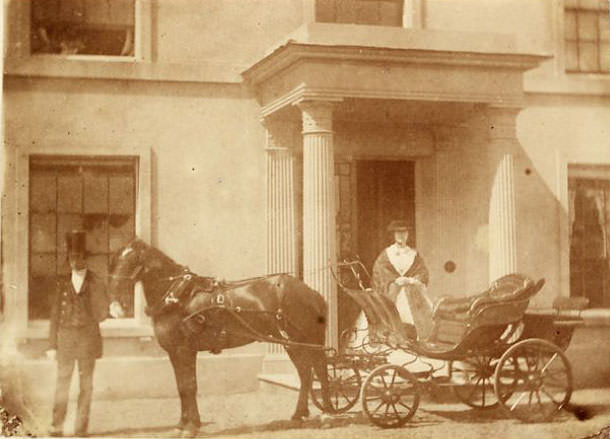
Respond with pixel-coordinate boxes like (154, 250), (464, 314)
(371, 220), (433, 341)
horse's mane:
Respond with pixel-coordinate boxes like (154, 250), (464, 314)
(129, 238), (183, 273)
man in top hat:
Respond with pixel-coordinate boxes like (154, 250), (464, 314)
(47, 230), (109, 437)
(371, 220), (433, 340)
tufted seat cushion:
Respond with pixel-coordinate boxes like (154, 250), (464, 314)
(432, 274), (543, 322)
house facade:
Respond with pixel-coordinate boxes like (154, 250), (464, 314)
(2, 0), (609, 401)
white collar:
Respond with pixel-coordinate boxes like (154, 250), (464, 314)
(386, 244), (416, 276)
(71, 269), (87, 293)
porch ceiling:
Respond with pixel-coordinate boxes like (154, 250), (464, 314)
(242, 23), (551, 118)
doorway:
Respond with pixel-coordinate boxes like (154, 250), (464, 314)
(356, 160), (416, 274)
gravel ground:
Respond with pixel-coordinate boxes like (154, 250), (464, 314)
(14, 386), (610, 439)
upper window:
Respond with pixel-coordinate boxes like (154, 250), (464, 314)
(316, 0), (404, 27)
(30, 0), (135, 56)
(29, 155), (137, 320)
(564, 0), (609, 73)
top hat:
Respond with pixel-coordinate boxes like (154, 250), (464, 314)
(387, 220), (409, 233)
(65, 230), (87, 255)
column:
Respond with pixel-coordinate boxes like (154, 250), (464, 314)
(298, 101), (338, 348)
(265, 119), (298, 355)
(487, 107), (519, 281)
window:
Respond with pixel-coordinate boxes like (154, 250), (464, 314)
(29, 156), (137, 319)
(564, 0), (610, 73)
(569, 166), (610, 308)
(30, 0), (135, 56)
(316, 0), (404, 27)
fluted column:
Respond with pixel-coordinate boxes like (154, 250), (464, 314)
(266, 133), (297, 275)
(265, 119), (298, 355)
(299, 101), (338, 348)
(487, 107), (519, 281)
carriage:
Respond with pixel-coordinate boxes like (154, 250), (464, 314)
(307, 260), (585, 427)
(109, 240), (585, 434)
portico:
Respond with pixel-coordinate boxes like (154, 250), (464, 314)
(244, 22), (548, 347)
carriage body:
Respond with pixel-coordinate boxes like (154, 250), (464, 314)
(310, 260), (584, 427)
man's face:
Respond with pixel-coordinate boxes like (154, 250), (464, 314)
(68, 252), (86, 270)
(394, 230), (409, 246)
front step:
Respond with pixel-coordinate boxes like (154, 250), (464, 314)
(9, 353), (264, 403)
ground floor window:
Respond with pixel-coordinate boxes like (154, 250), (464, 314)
(569, 165), (610, 308)
(28, 155), (137, 319)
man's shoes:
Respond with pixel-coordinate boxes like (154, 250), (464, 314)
(74, 431), (89, 438)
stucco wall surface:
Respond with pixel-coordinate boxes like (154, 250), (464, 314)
(3, 77), (267, 279)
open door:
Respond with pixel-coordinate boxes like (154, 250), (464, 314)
(356, 160), (416, 273)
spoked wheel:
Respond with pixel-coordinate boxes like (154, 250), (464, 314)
(451, 355), (503, 409)
(361, 364), (420, 428)
(311, 360), (362, 414)
(494, 338), (573, 422)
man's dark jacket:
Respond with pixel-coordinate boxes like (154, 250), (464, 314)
(49, 271), (109, 359)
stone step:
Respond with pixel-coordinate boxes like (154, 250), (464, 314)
(7, 353), (265, 403)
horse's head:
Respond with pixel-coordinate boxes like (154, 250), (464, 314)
(109, 238), (184, 318)
(108, 239), (150, 318)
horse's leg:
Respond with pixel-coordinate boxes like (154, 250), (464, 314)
(168, 347), (200, 437)
(310, 349), (335, 415)
(285, 348), (313, 420)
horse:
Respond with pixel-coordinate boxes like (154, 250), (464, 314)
(107, 239), (334, 437)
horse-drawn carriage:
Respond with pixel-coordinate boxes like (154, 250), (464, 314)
(308, 260), (584, 427)
(109, 240), (584, 435)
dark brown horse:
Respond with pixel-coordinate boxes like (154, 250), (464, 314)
(108, 239), (334, 437)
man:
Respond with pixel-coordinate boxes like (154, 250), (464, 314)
(371, 220), (433, 341)
(47, 230), (109, 437)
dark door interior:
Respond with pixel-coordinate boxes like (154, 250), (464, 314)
(356, 160), (416, 274)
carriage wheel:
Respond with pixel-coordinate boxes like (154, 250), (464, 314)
(451, 356), (503, 409)
(361, 364), (420, 428)
(311, 360), (362, 414)
(494, 338), (573, 422)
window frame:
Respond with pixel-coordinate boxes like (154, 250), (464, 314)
(11, 143), (152, 339)
(314, 0), (421, 28)
(9, 0), (151, 62)
(556, 151), (610, 310)
(561, 0), (609, 75)
(28, 155), (139, 321)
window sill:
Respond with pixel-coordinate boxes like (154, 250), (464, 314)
(580, 308), (610, 326)
(22, 319), (153, 340)
(31, 54), (137, 63)
(4, 56), (245, 84)
(524, 72), (610, 96)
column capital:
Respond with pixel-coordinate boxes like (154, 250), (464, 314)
(296, 100), (337, 135)
(485, 106), (522, 141)
(263, 116), (299, 152)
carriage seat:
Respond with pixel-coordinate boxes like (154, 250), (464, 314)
(432, 274), (544, 322)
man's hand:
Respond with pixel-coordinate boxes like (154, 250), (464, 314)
(45, 349), (56, 360)
(109, 301), (125, 319)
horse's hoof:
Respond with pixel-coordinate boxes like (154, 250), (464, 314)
(320, 413), (334, 429)
(179, 423), (199, 438)
(290, 413), (310, 422)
